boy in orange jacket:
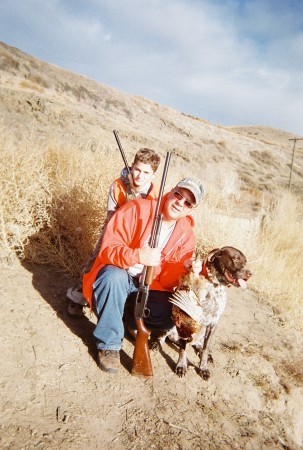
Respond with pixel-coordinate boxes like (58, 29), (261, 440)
(67, 148), (161, 316)
(82, 177), (204, 374)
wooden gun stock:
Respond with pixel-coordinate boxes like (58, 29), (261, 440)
(144, 266), (155, 286)
(131, 319), (153, 378)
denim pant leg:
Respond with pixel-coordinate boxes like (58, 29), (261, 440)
(92, 265), (138, 351)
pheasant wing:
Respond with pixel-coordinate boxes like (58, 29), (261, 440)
(169, 289), (203, 323)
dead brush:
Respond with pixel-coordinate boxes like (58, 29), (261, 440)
(0, 124), (51, 259)
(251, 189), (303, 331)
(280, 359), (303, 386)
(0, 124), (119, 276)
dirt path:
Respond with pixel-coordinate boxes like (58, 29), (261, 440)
(1, 258), (302, 449)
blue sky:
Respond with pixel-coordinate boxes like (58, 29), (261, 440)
(1, 0), (303, 135)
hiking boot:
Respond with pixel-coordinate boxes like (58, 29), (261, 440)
(97, 350), (120, 374)
(67, 300), (84, 318)
(66, 287), (88, 318)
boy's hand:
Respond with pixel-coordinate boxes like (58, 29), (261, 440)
(139, 245), (162, 267)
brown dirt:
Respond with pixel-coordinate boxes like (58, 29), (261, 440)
(1, 257), (302, 450)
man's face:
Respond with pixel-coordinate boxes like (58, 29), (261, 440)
(163, 187), (196, 221)
(131, 162), (155, 188)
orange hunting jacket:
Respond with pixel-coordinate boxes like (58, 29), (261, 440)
(82, 194), (196, 307)
(113, 178), (159, 207)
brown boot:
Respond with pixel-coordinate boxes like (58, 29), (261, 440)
(97, 350), (120, 374)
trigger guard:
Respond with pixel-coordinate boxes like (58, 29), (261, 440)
(143, 307), (150, 318)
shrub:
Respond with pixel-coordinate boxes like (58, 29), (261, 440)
(251, 190), (303, 327)
(0, 124), (118, 275)
(19, 79), (44, 93)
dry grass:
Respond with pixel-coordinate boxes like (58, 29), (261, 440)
(0, 124), (302, 324)
(19, 79), (44, 93)
(193, 162), (261, 258)
(280, 359), (303, 385)
(0, 123), (118, 275)
(0, 124), (51, 260)
(251, 190), (303, 327)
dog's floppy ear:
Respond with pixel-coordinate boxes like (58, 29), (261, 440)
(207, 248), (222, 262)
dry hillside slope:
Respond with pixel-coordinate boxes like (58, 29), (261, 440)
(1, 41), (303, 450)
(1, 40), (302, 200)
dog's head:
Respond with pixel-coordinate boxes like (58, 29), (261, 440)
(205, 246), (252, 288)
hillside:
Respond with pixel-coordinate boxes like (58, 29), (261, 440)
(0, 41), (303, 450)
(1, 40), (302, 202)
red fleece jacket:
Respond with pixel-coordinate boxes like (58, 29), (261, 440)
(82, 194), (196, 306)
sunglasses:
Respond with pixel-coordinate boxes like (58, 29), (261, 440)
(173, 190), (195, 209)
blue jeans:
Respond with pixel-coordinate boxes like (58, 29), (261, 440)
(92, 265), (173, 351)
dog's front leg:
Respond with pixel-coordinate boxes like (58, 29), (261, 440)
(154, 326), (179, 351)
(197, 324), (217, 380)
(175, 340), (190, 377)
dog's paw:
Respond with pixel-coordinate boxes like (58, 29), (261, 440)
(197, 368), (210, 380)
(175, 364), (187, 377)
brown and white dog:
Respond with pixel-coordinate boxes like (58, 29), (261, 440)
(159, 246), (252, 379)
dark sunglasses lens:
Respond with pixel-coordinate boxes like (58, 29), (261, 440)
(173, 191), (193, 208)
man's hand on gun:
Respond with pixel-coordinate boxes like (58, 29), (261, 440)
(139, 245), (162, 267)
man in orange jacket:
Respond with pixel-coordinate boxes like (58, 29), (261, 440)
(82, 177), (204, 374)
(67, 148), (161, 316)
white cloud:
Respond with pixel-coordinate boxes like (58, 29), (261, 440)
(0, 0), (302, 135)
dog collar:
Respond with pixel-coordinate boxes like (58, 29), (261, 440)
(201, 261), (211, 281)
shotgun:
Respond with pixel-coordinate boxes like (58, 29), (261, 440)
(113, 130), (136, 196)
(131, 151), (172, 379)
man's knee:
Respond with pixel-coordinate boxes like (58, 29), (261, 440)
(96, 265), (128, 285)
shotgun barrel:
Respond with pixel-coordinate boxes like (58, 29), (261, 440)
(131, 152), (172, 379)
(113, 130), (132, 176)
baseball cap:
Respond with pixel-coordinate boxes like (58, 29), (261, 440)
(175, 177), (204, 206)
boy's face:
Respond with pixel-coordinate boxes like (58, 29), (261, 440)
(131, 162), (155, 188)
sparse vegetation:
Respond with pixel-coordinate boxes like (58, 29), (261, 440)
(0, 53), (20, 71)
(60, 82), (99, 102)
(19, 79), (44, 93)
(280, 359), (303, 385)
(27, 74), (49, 88)
(250, 149), (274, 166)
(1, 124), (302, 326)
